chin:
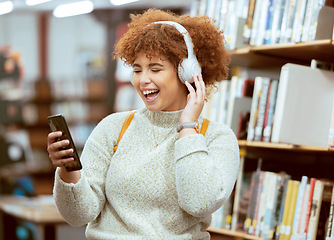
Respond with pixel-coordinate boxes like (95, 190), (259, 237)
(145, 104), (161, 112)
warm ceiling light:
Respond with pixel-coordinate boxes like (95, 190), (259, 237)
(110, 0), (139, 6)
(0, 1), (14, 15)
(25, 0), (51, 6)
(53, 0), (94, 18)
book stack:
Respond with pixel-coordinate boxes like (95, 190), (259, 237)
(211, 170), (334, 240)
(190, 0), (334, 49)
(202, 77), (254, 139)
(247, 77), (279, 143)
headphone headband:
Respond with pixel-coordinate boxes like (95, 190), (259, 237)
(151, 21), (195, 58)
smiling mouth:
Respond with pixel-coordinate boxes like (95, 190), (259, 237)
(143, 89), (160, 101)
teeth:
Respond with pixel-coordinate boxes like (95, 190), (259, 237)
(143, 90), (159, 95)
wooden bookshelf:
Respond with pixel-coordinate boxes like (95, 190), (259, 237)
(207, 227), (263, 240)
(229, 39), (334, 68)
(238, 140), (334, 152)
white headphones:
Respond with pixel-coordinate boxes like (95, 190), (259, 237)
(151, 21), (201, 84)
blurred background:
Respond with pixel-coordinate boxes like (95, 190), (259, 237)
(0, 0), (192, 239)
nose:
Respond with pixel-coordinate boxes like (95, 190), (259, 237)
(139, 71), (152, 84)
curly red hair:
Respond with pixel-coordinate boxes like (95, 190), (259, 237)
(114, 9), (230, 95)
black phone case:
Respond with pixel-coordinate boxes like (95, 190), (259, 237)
(47, 114), (82, 172)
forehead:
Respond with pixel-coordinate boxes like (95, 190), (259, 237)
(133, 52), (168, 65)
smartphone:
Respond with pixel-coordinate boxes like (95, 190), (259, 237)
(47, 114), (82, 172)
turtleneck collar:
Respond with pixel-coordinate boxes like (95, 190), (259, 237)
(138, 107), (183, 128)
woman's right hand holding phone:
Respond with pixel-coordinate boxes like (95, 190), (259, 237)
(47, 131), (80, 183)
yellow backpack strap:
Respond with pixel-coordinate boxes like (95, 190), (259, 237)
(200, 118), (210, 136)
(113, 110), (136, 153)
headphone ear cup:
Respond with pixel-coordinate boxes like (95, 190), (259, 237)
(178, 58), (202, 84)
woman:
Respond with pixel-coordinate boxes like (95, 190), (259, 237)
(47, 9), (240, 240)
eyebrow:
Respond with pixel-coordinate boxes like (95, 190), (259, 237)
(133, 63), (164, 68)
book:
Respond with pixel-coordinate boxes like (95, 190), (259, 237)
(263, 0), (275, 44)
(243, 0), (257, 44)
(278, 180), (294, 240)
(331, 187), (334, 239)
(282, 0), (300, 43)
(255, 171), (271, 236)
(271, 0), (287, 43)
(261, 172), (279, 238)
(249, 0), (265, 46)
(291, 176), (308, 240)
(326, 185), (334, 239)
(217, 80), (231, 125)
(231, 154), (245, 230)
(303, 178), (316, 238)
(254, 77), (270, 141)
(271, 63), (334, 147)
(291, 0), (309, 42)
(278, 0), (293, 43)
(218, 0), (230, 31)
(282, 180), (300, 240)
(307, 180), (334, 240)
(273, 173), (291, 240)
(244, 171), (258, 232)
(316, 181), (334, 240)
(245, 158), (263, 234)
(253, 0), (272, 46)
(247, 77), (270, 141)
(252, 171), (265, 235)
(300, 0), (315, 42)
(329, 98), (334, 147)
(297, 183), (310, 238)
(230, 97), (253, 138)
(262, 79), (279, 142)
(227, 76), (242, 127)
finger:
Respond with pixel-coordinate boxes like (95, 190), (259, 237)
(198, 74), (206, 98)
(56, 148), (74, 159)
(194, 75), (203, 101)
(54, 157), (75, 168)
(47, 140), (71, 161)
(48, 139), (70, 153)
(50, 148), (74, 163)
(47, 131), (62, 146)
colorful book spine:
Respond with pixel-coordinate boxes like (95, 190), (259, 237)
(263, 79), (279, 142)
(291, 176), (308, 240)
(307, 180), (325, 240)
(303, 178), (316, 239)
(254, 77), (271, 141)
(278, 180), (294, 240)
(284, 180), (300, 240)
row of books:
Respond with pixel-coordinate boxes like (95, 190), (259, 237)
(190, 0), (334, 49)
(211, 169), (334, 240)
(203, 62), (334, 147)
(202, 76), (254, 140)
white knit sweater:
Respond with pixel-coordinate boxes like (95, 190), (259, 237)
(53, 107), (240, 240)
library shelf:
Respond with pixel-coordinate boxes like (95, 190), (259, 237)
(229, 39), (334, 68)
(238, 140), (334, 153)
(207, 227), (263, 240)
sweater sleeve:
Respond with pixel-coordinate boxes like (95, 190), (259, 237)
(174, 123), (240, 217)
(53, 113), (123, 226)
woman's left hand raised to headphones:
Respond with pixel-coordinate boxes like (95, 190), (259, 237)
(179, 74), (205, 126)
